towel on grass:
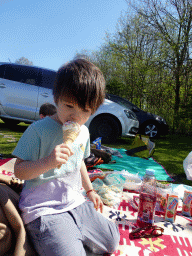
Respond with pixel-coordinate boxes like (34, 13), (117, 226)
(96, 148), (173, 181)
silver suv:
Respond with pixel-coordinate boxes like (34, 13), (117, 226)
(0, 62), (139, 143)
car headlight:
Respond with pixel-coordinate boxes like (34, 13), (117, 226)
(124, 110), (138, 121)
(155, 116), (167, 125)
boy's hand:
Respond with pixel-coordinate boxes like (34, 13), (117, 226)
(49, 143), (73, 167)
(87, 191), (103, 213)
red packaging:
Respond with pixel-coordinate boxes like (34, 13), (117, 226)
(164, 194), (178, 223)
(182, 191), (192, 217)
(137, 192), (156, 227)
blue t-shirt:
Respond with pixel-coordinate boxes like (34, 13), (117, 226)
(13, 117), (90, 224)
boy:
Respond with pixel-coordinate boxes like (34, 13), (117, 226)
(13, 58), (120, 256)
(39, 103), (57, 119)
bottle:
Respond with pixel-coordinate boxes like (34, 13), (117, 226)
(137, 169), (157, 227)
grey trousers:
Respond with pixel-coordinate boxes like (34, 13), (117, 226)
(25, 201), (120, 256)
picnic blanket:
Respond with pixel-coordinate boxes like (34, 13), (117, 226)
(0, 158), (191, 256)
(100, 191), (192, 256)
(96, 148), (173, 182)
(0, 156), (173, 182)
(0, 158), (16, 177)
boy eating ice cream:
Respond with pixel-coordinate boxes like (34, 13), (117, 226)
(13, 58), (120, 255)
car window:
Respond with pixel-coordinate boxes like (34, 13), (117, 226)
(41, 69), (56, 89)
(4, 64), (41, 86)
(107, 94), (140, 111)
(0, 65), (5, 78)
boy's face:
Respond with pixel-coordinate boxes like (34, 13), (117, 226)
(56, 96), (92, 126)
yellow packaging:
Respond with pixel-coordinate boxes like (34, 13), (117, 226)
(164, 194), (178, 223)
(182, 191), (192, 217)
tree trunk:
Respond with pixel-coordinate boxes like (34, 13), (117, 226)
(173, 68), (181, 131)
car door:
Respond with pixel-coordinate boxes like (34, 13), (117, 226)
(35, 68), (56, 120)
(0, 64), (41, 120)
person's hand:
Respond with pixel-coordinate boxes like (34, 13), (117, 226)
(87, 191), (103, 213)
(49, 143), (73, 168)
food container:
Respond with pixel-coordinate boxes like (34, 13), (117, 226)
(164, 194), (179, 223)
(182, 190), (192, 217)
(123, 174), (142, 191)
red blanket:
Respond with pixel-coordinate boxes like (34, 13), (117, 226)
(1, 159), (192, 256)
(101, 192), (192, 256)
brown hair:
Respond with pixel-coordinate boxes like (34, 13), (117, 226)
(39, 103), (57, 116)
(53, 58), (105, 113)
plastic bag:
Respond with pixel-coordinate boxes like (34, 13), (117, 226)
(92, 173), (126, 208)
(113, 170), (142, 191)
(183, 151), (192, 180)
(103, 173), (126, 188)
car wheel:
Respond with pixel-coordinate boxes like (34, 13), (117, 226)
(89, 115), (120, 144)
(142, 122), (159, 138)
(1, 118), (20, 126)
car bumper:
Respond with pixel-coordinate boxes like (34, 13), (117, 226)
(126, 126), (139, 136)
(160, 123), (169, 135)
(121, 119), (139, 137)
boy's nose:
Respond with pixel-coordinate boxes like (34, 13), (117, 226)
(70, 111), (79, 121)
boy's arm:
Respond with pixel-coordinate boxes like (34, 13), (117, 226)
(14, 144), (72, 180)
(80, 161), (103, 212)
(80, 161), (94, 192)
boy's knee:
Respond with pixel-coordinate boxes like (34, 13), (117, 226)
(107, 224), (120, 253)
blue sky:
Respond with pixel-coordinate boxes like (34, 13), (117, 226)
(0, 0), (128, 71)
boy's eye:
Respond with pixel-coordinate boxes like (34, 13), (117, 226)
(66, 104), (74, 108)
(83, 108), (91, 113)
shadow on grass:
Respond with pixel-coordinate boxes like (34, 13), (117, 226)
(0, 121), (29, 133)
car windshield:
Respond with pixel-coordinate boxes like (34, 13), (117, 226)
(106, 94), (140, 111)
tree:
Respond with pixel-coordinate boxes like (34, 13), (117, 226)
(15, 57), (33, 66)
(128, 0), (192, 130)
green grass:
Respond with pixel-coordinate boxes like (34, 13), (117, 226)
(0, 120), (29, 158)
(0, 119), (192, 187)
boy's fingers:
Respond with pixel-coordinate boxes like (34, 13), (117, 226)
(99, 201), (103, 213)
(60, 144), (73, 156)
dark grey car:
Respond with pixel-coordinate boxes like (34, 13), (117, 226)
(106, 94), (169, 138)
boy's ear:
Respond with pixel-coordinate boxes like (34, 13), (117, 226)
(39, 114), (45, 119)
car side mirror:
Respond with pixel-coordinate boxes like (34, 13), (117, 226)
(132, 107), (139, 112)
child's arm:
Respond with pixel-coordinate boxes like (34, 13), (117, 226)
(80, 161), (103, 212)
(14, 143), (72, 180)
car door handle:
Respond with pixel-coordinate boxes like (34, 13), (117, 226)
(41, 93), (49, 97)
(0, 83), (6, 88)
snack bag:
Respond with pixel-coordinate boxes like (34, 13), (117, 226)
(92, 137), (102, 149)
(164, 194), (178, 223)
(88, 169), (106, 182)
(156, 186), (171, 213)
(182, 190), (192, 217)
(92, 176), (124, 209)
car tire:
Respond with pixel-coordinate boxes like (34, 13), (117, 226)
(1, 118), (20, 126)
(89, 115), (120, 144)
(142, 122), (159, 138)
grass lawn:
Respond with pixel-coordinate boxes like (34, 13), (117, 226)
(0, 120), (29, 158)
(0, 119), (192, 187)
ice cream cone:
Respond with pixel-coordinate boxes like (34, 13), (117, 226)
(63, 130), (80, 145)
(58, 121), (80, 169)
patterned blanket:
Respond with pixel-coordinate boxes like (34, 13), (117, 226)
(100, 191), (192, 256)
(0, 158), (16, 176)
(1, 158), (192, 256)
